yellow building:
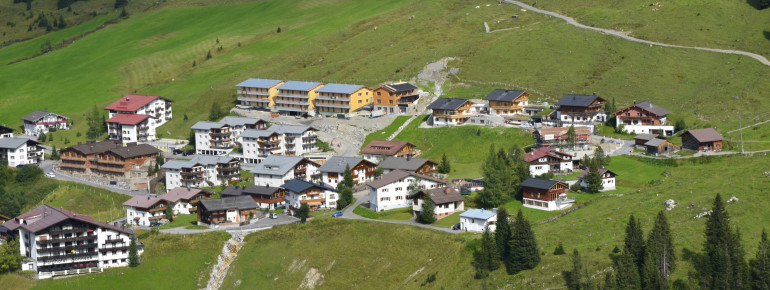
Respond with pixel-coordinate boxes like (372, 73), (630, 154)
(313, 83), (372, 116)
(236, 79), (285, 109)
(274, 81), (325, 116)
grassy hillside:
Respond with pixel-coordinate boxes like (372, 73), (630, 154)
(35, 182), (130, 222)
(0, 231), (230, 289)
(361, 115), (410, 149)
(1, 0), (768, 149)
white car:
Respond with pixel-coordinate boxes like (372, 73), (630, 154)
(269, 213), (278, 219)
(46, 172), (55, 178)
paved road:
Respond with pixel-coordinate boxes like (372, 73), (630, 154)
(503, 0), (770, 67)
(340, 190), (459, 234)
(151, 213), (299, 234)
(40, 160), (151, 197)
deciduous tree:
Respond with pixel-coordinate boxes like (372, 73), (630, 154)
(297, 203), (309, 223)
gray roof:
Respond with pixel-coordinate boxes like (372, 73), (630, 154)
(460, 208), (497, 220)
(318, 156), (365, 173)
(64, 140), (121, 155)
(378, 157), (434, 171)
(644, 138), (667, 147)
(315, 83), (364, 94)
(199, 196), (257, 211)
(236, 78), (283, 89)
(684, 128), (724, 143)
(281, 179), (336, 193)
(631, 101), (671, 117)
(192, 155), (238, 166)
(191, 121), (227, 130)
(267, 124), (315, 135)
(0, 125), (14, 134)
(427, 98), (471, 110)
(634, 134), (659, 141)
(277, 81), (323, 92)
(521, 178), (562, 190)
(220, 116), (263, 127)
(250, 155), (304, 175)
(3, 205), (131, 234)
(383, 82), (418, 93)
(578, 168), (617, 179)
(367, 169), (445, 189)
(0, 137), (37, 149)
(123, 196), (164, 209)
(420, 187), (464, 205)
(484, 89), (526, 102)
(240, 129), (278, 139)
(556, 94), (603, 107)
(20, 110), (68, 122)
(162, 159), (198, 170)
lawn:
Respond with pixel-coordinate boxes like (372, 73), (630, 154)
(155, 214), (199, 229)
(594, 123), (634, 140)
(361, 115), (410, 149)
(433, 211), (463, 228)
(33, 181), (131, 222)
(352, 205), (413, 220)
(394, 115), (534, 178)
(1, 231), (230, 289)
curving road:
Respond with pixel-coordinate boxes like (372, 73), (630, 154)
(503, 0), (770, 67)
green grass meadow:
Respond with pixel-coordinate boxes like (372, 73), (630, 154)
(361, 115), (410, 149)
(34, 181), (131, 222)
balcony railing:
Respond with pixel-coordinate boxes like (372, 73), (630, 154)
(209, 131), (231, 137)
(315, 103), (351, 109)
(211, 144), (235, 149)
(241, 90), (270, 97)
(37, 241), (97, 253)
(47, 227), (89, 236)
(99, 245), (129, 253)
(38, 235), (95, 245)
(38, 251), (98, 262)
(274, 99), (309, 106)
(276, 93), (310, 99)
(314, 95), (350, 101)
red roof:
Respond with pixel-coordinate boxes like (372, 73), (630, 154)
(106, 113), (149, 125)
(105, 94), (162, 112)
(523, 147), (572, 163)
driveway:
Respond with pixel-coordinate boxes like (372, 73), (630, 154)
(157, 213), (299, 234)
(340, 190), (459, 234)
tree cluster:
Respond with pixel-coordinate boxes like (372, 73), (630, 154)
(336, 164), (354, 210)
(208, 102), (224, 121)
(0, 165), (53, 218)
(473, 209), (540, 278)
(86, 105), (107, 140)
(0, 240), (23, 273)
(476, 145), (529, 208)
(416, 193), (436, 224)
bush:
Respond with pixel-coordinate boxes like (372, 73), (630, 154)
(553, 242), (566, 255)
(569, 183), (582, 193)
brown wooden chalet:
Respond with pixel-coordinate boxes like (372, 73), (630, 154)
(614, 101), (671, 126)
(634, 134), (664, 147)
(160, 187), (213, 214)
(318, 156), (378, 185)
(372, 82), (420, 114)
(533, 126), (592, 149)
(94, 144), (161, 176)
(520, 178), (572, 211)
(360, 140), (418, 162)
(555, 94), (606, 124)
(197, 196), (258, 225)
(523, 147), (574, 175)
(221, 185), (286, 210)
(681, 128), (724, 151)
(377, 156), (438, 175)
(643, 138), (680, 155)
(484, 89), (530, 117)
(59, 141), (122, 173)
(427, 98), (475, 125)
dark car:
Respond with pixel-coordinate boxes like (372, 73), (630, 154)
(451, 223), (461, 230)
(173, 148), (183, 155)
(15, 164), (25, 168)
(182, 150), (195, 156)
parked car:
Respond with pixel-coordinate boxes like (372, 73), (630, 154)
(172, 149), (183, 155)
(15, 164), (24, 168)
(46, 172), (55, 178)
(451, 223), (461, 230)
(182, 149), (195, 156)
(269, 213), (278, 219)
(332, 211), (343, 217)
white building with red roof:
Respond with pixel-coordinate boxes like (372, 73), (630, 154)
(104, 94), (173, 143)
(2, 205), (142, 279)
(123, 196), (167, 227)
(523, 147), (574, 176)
(159, 187), (212, 215)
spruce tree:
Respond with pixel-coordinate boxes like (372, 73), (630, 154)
(473, 227), (501, 278)
(506, 210), (540, 274)
(750, 229), (770, 290)
(478, 145), (508, 208)
(297, 203), (309, 222)
(566, 125), (577, 150)
(417, 194), (436, 224)
(37, 132), (46, 142)
(50, 145), (59, 160)
(128, 237), (139, 267)
(585, 161), (603, 193)
(624, 214), (646, 273)
(701, 194), (749, 289)
(209, 102), (222, 121)
(616, 252), (642, 289)
(563, 249), (583, 290)
(340, 164), (354, 190)
(602, 271), (615, 290)
(495, 208), (512, 262)
(642, 254), (664, 290)
(438, 153), (451, 174)
(646, 211), (675, 285)
(164, 202), (174, 222)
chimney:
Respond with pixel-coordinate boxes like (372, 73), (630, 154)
(444, 187), (451, 194)
(592, 92), (597, 96)
(126, 96), (131, 102)
(633, 100), (637, 105)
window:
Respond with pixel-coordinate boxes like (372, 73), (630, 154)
(377, 100), (381, 104)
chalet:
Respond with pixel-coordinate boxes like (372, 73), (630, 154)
(123, 196), (167, 226)
(104, 94), (173, 134)
(0, 137), (44, 167)
(0, 224), (8, 242)
(555, 94), (606, 127)
(3, 205), (142, 279)
(282, 179), (338, 214)
(159, 187), (212, 215)
(314, 83), (373, 116)
(633, 133), (663, 147)
(360, 140), (418, 163)
(427, 98), (476, 126)
(372, 82), (420, 114)
(578, 168), (618, 192)
(106, 114), (154, 144)
(681, 128), (724, 151)
(318, 156), (378, 188)
(459, 208), (498, 233)
(367, 170), (446, 212)
(221, 185), (286, 209)
(236, 78), (285, 109)
(520, 178), (572, 211)
(250, 155), (320, 187)
(412, 187), (465, 220)
(0, 125), (14, 138)
(533, 127), (592, 150)
(93, 144), (160, 178)
(377, 156), (438, 175)
(197, 196), (258, 225)
(451, 178), (485, 194)
(644, 138), (680, 155)
(21, 109), (69, 136)
(192, 117), (267, 156)
(60, 141), (121, 174)
(614, 101), (674, 136)
(483, 89), (530, 117)
(523, 147), (574, 176)
(274, 81), (324, 116)
(162, 155), (241, 190)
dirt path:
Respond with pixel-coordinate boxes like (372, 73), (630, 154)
(503, 0), (770, 67)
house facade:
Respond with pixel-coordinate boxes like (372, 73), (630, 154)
(159, 187), (212, 215)
(523, 147), (574, 176)
(614, 101), (675, 136)
(533, 126), (592, 150)
(60, 141), (121, 174)
(3, 205), (142, 279)
(106, 114), (154, 144)
(484, 89), (530, 117)
(412, 187), (464, 220)
(0, 125), (14, 138)
(314, 84), (372, 116)
(377, 156), (437, 175)
(367, 170), (446, 212)
(555, 94), (606, 127)
(0, 138), (44, 167)
(318, 156), (378, 188)
(250, 155), (320, 187)
(282, 179), (338, 214)
(681, 128), (724, 151)
(459, 208), (498, 233)
(360, 140), (418, 163)
(521, 178), (572, 211)
(372, 82), (419, 114)
(21, 109), (69, 136)
(221, 185), (286, 210)
(274, 81), (324, 116)
(644, 138), (680, 155)
(193, 117), (267, 156)
(578, 168), (618, 192)
(123, 196), (167, 226)
(197, 196), (258, 225)
(427, 98), (476, 126)
(236, 78), (285, 109)
(92, 144), (160, 178)
(104, 94), (172, 135)
(162, 155), (241, 190)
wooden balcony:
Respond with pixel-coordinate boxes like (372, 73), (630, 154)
(300, 198), (326, 204)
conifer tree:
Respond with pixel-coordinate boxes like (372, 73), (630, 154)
(624, 214), (646, 273)
(646, 211), (675, 286)
(750, 229), (770, 290)
(602, 271), (615, 290)
(128, 237), (139, 267)
(209, 102), (222, 121)
(642, 254), (664, 290)
(495, 208), (512, 262)
(563, 249), (585, 290)
(164, 202), (174, 222)
(297, 203), (309, 222)
(339, 164), (354, 190)
(700, 194), (749, 289)
(50, 145), (59, 160)
(473, 226), (501, 278)
(566, 125), (577, 150)
(478, 145), (508, 208)
(438, 153), (451, 174)
(37, 132), (46, 142)
(506, 210), (539, 274)
(417, 194), (436, 224)
(585, 161), (603, 193)
(616, 252), (642, 289)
